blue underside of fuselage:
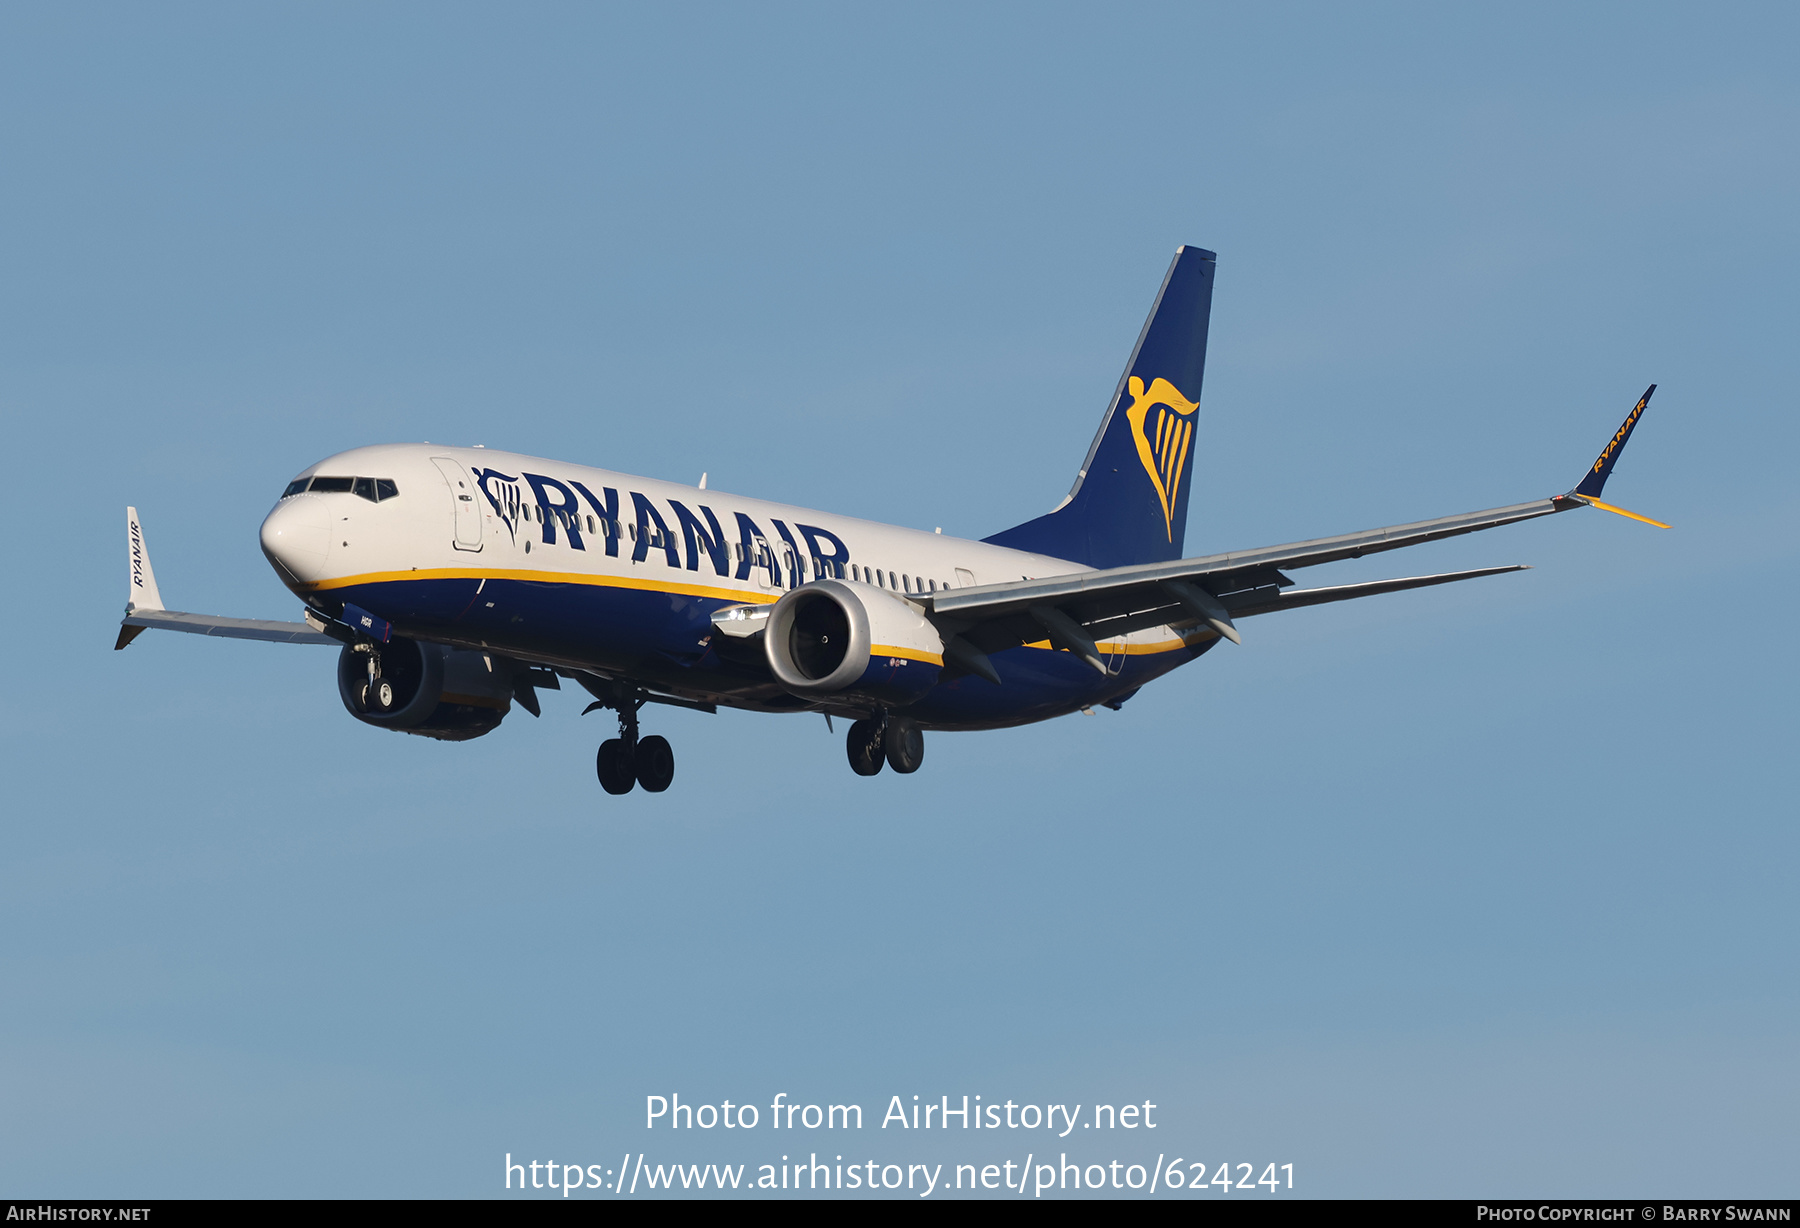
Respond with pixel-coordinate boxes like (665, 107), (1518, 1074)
(318, 576), (1211, 732)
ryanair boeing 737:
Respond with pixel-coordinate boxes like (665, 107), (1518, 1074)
(116, 246), (1666, 794)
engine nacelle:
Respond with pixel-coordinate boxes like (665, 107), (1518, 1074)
(764, 579), (944, 705)
(336, 639), (513, 741)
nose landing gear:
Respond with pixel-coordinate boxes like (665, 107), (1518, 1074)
(587, 686), (677, 795)
(354, 644), (399, 714)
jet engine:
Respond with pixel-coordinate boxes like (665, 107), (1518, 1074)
(762, 579), (944, 705)
(335, 638), (515, 740)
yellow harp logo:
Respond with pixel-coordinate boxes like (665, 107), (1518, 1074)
(1124, 375), (1199, 541)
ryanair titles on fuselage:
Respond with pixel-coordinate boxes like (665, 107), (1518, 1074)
(469, 463), (852, 590)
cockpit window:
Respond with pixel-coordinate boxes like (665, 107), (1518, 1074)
(281, 476), (400, 501)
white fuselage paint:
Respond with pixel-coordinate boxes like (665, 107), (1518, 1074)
(267, 444), (1079, 594)
(259, 443), (1203, 721)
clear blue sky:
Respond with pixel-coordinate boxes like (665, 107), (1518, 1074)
(2, 2), (1795, 1198)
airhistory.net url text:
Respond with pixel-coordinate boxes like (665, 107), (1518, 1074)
(505, 1153), (1295, 1197)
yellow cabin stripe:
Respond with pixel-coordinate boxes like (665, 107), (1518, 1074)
(870, 644), (944, 667)
(300, 567), (778, 606)
(1021, 630), (1211, 656)
(305, 571), (1200, 660)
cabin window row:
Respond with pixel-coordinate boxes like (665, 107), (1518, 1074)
(520, 509), (952, 593)
(282, 476), (400, 502)
(529, 510), (673, 548)
(849, 564), (949, 594)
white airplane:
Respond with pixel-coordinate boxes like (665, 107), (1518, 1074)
(117, 246), (1666, 794)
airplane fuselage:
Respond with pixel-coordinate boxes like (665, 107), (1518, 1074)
(258, 443), (1216, 731)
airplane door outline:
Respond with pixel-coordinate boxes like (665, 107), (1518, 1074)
(430, 457), (484, 552)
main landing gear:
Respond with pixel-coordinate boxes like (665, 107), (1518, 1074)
(590, 688), (675, 795)
(846, 713), (924, 777)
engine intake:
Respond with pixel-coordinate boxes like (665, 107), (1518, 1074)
(336, 639), (514, 740)
(764, 579), (944, 705)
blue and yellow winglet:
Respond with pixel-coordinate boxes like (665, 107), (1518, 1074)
(1560, 384), (1670, 528)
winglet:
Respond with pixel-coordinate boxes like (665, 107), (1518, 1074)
(125, 507), (165, 613)
(116, 507), (166, 650)
(1574, 385), (1654, 498)
(1565, 385), (1668, 527)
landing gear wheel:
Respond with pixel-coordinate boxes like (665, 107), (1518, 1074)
(847, 719), (885, 776)
(368, 676), (397, 713)
(884, 717), (924, 774)
(596, 739), (636, 794)
(635, 735), (675, 793)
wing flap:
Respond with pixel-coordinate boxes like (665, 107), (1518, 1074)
(1225, 565), (1529, 619)
(980, 566), (1528, 655)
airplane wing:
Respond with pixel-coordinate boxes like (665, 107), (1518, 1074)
(114, 507), (336, 650)
(921, 387), (1667, 675)
(118, 608), (337, 648)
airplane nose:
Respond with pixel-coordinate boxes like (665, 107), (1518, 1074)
(260, 496), (331, 584)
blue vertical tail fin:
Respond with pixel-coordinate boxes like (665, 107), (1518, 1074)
(983, 245), (1216, 568)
